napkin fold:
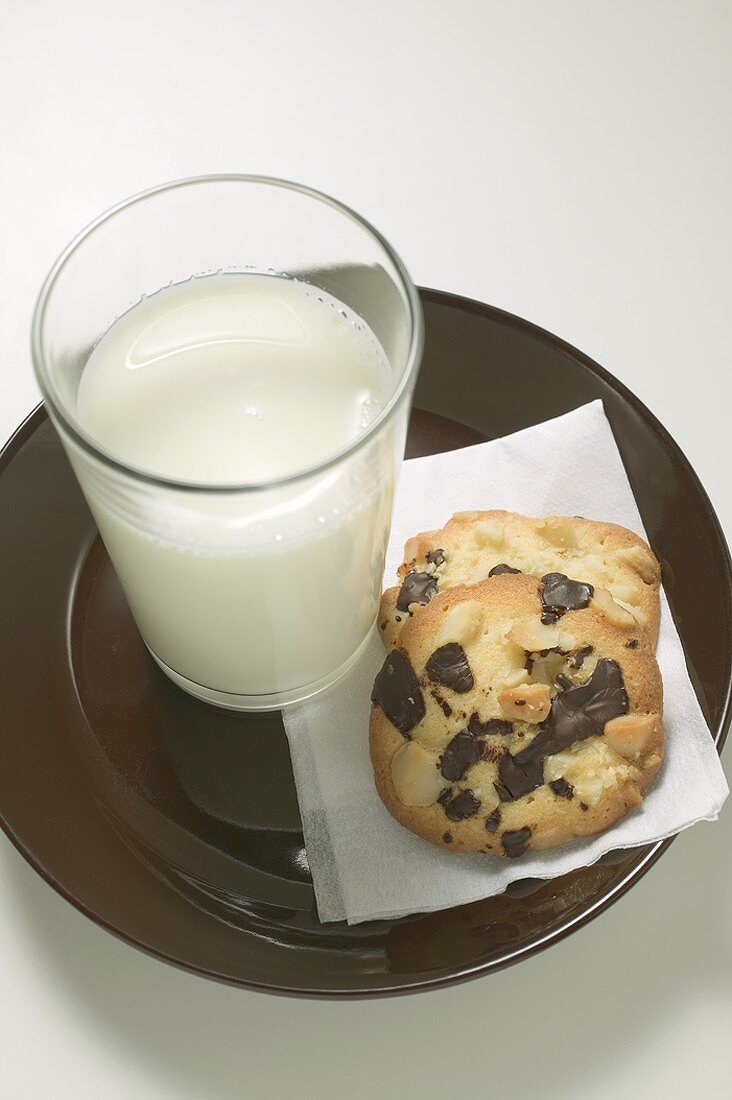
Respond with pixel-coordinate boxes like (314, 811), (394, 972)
(283, 402), (729, 924)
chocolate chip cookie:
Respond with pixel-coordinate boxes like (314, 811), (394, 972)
(379, 511), (661, 649)
(370, 572), (664, 855)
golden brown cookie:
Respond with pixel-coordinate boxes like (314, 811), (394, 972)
(369, 573), (664, 856)
(379, 510), (661, 649)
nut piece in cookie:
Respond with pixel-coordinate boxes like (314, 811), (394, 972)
(498, 682), (551, 723)
(536, 516), (580, 549)
(590, 587), (637, 629)
(391, 742), (448, 806)
(434, 600), (484, 648)
(507, 618), (560, 652)
(604, 713), (661, 758)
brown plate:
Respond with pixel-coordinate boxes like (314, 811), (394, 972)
(0, 288), (729, 997)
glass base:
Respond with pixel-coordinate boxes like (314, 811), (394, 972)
(146, 625), (377, 712)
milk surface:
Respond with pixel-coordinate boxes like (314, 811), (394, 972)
(77, 274), (390, 483)
(74, 274), (397, 700)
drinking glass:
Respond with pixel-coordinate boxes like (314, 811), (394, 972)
(32, 176), (423, 710)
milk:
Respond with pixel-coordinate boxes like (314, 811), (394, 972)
(73, 274), (398, 703)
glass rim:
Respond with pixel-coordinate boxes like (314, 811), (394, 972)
(31, 173), (424, 494)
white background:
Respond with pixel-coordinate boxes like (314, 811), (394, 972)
(1, 1), (730, 1096)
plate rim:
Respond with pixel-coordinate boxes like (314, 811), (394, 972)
(1, 286), (730, 998)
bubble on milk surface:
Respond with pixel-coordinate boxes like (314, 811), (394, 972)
(359, 394), (383, 429)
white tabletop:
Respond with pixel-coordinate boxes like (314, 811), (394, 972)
(2, 2), (731, 1096)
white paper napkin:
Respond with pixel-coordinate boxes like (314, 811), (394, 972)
(283, 401), (729, 924)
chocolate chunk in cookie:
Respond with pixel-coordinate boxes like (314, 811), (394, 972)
(495, 751), (545, 801)
(426, 642), (474, 693)
(468, 714), (512, 737)
(430, 689), (452, 717)
(545, 658), (628, 752)
(550, 778), (574, 799)
(440, 729), (482, 781)
(502, 827), (532, 857)
(426, 548), (445, 566)
(510, 658), (629, 769)
(371, 650), (425, 735)
(540, 573), (594, 622)
(481, 741), (507, 764)
(485, 808), (502, 833)
(396, 571), (437, 612)
(569, 644), (593, 669)
(488, 563), (521, 576)
(441, 789), (481, 821)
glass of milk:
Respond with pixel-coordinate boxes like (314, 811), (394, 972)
(32, 176), (423, 710)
